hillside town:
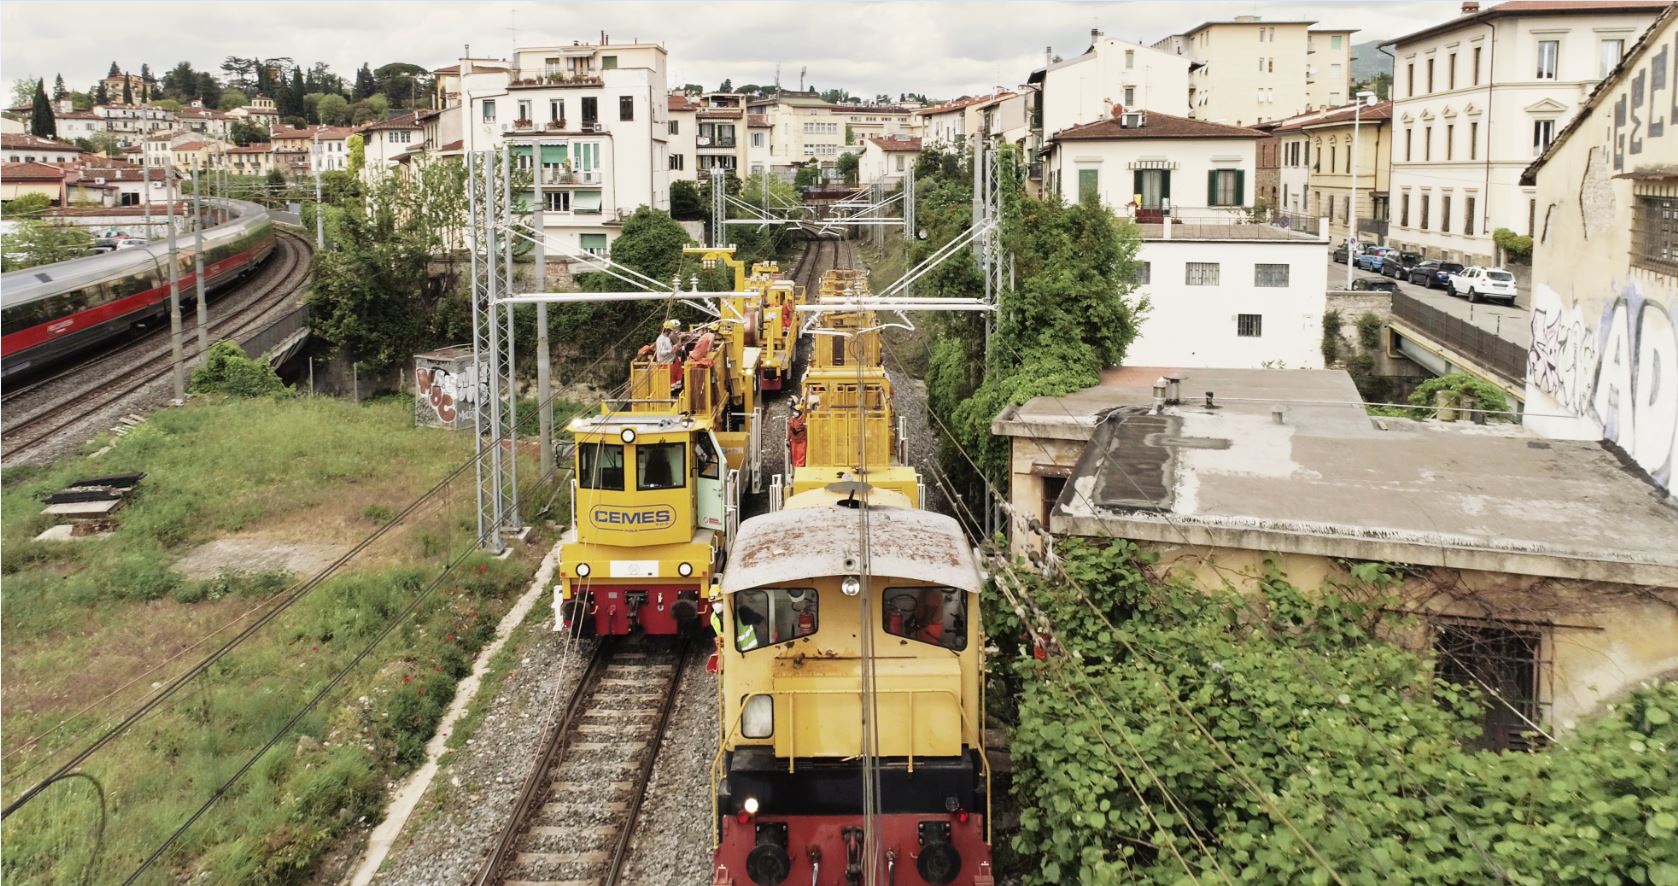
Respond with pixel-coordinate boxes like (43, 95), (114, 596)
(2, 1), (1675, 884)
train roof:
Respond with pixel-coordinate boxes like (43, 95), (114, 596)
(722, 503), (981, 595)
(1, 199), (269, 312)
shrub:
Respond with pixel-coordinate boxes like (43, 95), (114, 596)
(1357, 312), (1382, 352)
(1321, 310), (1343, 365)
(190, 340), (288, 397)
(1408, 372), (1511, 420)
(1493, 227), (1533, 263)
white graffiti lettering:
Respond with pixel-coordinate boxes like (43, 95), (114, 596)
(1529, 281), (1678, 490)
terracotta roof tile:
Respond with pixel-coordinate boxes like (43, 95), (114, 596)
(1273, 100), (1393, 132)
(1, 133), (79, 151)
(2, 161), (67, 180)
(868, 135), (922, 152)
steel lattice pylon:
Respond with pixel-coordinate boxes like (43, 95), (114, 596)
(466, 150), (522, 552)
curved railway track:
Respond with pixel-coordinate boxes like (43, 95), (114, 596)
(475, 637), (690, 886)
(1, 230), (313, 465)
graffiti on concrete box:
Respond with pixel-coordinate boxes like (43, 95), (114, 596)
(416, 363), (481, 426)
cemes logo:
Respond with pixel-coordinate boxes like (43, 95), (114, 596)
(590, 505), (677, 531)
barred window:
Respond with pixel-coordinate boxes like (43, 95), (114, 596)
(1185, 262), (1220, 286)
(1434, 619), (1549, 751)
(1237, 314), (1262, 337)
(1254, 263), (1289, 287)
(1133, 261), (1151, 284)
(1632, 196), (1678, 276)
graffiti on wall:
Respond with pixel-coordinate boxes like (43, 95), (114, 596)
(1530, 280), (1678, 490)
(1611, 29), (1676, 173)
(416, 364), (480, 425)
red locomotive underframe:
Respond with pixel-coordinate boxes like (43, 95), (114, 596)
(565, 583), (706, 636)
(713, 813), (993, 886)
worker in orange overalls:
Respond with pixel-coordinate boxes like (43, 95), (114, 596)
(788, 397), (808, 469)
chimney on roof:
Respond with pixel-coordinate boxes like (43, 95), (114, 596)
(1461, 1), (1480, 12)
(1091, 28), (1103, 43)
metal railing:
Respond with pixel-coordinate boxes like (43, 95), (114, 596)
(1390, 291), (1527, 383)
(244, 303), (310, 360)
(507, 69), (604, 87)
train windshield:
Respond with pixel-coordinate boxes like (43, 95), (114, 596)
(883, 586), (967, 651)
(636, 442), (686, 490)
(578, 442), (625, 489)
(733, 587), (817, 651)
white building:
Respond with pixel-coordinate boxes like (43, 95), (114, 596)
(270, 125), (357, 174)
(1384, 0), (1669, 266)
(753, 91), (915, 177)
(1041, 109), (1264, 217)
(1030, 30), (1192, 139)
(178, 103), (235, 142)
(360, 110), (435, 183)
(858, 135), (921, 186)
(96, 103), (176, 145)
(1, 133), (82, 164)
(1152, 17), (1355, 126)
(746, 112), (772, 176)
(452, 41), (671, 257)
(914, 93), (1009, 149)
(1521, 4), (1678, 496)
(667, 92), (697, 181)
(53, 107), (103, 142)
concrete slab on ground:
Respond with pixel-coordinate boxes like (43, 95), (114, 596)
(173, 537), (351, 580)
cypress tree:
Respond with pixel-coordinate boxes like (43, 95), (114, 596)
(52, 74), (66, 99)
(95, 82), (109, 105)
(289, 67), (305, 117)
(108, 61), (121, 77)
(30, 79), (56, 138)
(122, 75), (133, 105)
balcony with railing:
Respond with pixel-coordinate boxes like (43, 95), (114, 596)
(696, 135), (737, 150)
(537, 168), (603, 186)
(1391, 292), (1527, 384)
(507, 68), (604, 88)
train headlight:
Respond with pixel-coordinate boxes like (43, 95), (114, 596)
(742, 695), (773, 738)
(620, 427), (637, 444)
(841, 576), (861, 597)
(576, 563), (591, 578)
(678, 561), (694, 577)
(743, 796), (759, 815)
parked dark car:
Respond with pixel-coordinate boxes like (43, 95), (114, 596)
(1352, 277), (1400, 293)
(1405, 261), (1439, 285)
(1418, 261), (1465, 289)
(1332, 243), (1351, 264)
(1381, 251), (1422, 278)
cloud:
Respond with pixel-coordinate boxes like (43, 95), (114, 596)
(3, 0), (1455, 99)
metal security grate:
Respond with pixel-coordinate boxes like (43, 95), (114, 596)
(1632, 195), (1678, 277)
(1237, 313), (1263, 337)
(1433, 618), (1550, 751)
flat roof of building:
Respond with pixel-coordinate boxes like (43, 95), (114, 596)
(996, 366), (1678, 585)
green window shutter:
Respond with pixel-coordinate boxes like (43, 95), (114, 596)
(1236, 170), (1246, 206)
(1078, 168), (1099, 202)
(1207, 170), (1217, 205)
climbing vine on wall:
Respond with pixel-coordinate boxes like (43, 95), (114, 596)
(988, 541), (1678, 885)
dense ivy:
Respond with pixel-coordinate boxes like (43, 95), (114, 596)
(990, 541), (1678, 884)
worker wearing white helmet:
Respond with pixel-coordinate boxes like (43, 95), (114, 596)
(654, 319), (680, 364)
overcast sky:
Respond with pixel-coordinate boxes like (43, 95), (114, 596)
(3, 0), (1456, 100)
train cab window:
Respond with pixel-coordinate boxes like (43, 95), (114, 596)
(636, 442), (686, 490)
(694, 434), (721, 480)
(577, 442), (625, 489)
(734, 587), (818, 652)
(883, 586), (967, 651)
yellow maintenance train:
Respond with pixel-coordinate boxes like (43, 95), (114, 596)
(710, 268), (993, 886)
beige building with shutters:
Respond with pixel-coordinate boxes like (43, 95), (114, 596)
(1152, 17), (1355, 126)
(1383, 0), (1668, 266)
(1274, 100), (1393, 247)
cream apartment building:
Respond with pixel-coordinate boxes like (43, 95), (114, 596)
(1384, 0), (1669, 266)
(1275, 99), (1393, 246)
(1030, 30), (1191, 136)
(452, 41), (671, 257)
(1153, 18), (1353, 127)
(667, 92), (697, 181)
(755, 91), (914, 177)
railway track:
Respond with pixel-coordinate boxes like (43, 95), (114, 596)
(1, 230), (313, 465)
(475, 637), (690, 886)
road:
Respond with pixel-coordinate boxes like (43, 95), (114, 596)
(1329, 257), (1531, 350)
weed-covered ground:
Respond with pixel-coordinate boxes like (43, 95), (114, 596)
(1, 395), (545, 884)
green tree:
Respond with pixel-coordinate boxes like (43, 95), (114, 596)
(93, 81), (109, 105)
(219, 88), (247, 110)
(835, 150), (859, 186)
(107, 61), (121, 78)
(352, 63), (376, 100)
(346, 133), (365, 176)
(84, 131), (122, 157)
(350, 93), (389, 125)
(29, 79), (55, 138)
(669, 179), (704, 221)
(161, 62), (198, 101)
(793, 163), (820, 188)
(12, 78), (38, 109)
(52, 74), (66, 99)
(121, 75), (132, 105)
(306, 178), (431, 371)
(5, 193), (52, 217)
(230, 120), (269, 146)
(1, 220), (95, 270)
(718, 77), (733, 93)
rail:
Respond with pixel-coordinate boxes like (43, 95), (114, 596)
(1390, 291), (1527, 383)
(242, 302), (310, 359)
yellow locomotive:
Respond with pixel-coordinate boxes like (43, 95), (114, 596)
(710, 277), (993, 886)
(556, 247), (790, 636)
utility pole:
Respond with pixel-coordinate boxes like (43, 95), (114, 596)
(532, 141), (554, 477)
(142, 142), (153, 237)
(313, 129), (324, 249)
(1347, 90), (1375, 291)
(167, 169), (186, 401)
(192, 165), (209, 360)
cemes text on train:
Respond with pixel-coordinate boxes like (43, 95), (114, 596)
(553, 246), (803, 637)
(709, 269), (994, 886)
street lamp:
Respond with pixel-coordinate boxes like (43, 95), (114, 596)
(1346, 90), (1378, 292)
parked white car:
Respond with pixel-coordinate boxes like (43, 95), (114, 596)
(1449, 266), (1518, 304)
(113, 238), (150, 251)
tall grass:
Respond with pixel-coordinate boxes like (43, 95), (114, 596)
(1, 396), (542, 884)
